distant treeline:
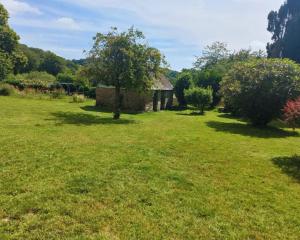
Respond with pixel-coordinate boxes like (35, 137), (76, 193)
(16, 44), (82, 76)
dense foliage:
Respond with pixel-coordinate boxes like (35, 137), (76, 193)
(220, 58), (300, 126)
(194, 42), (230, 69)
(194, 69), (222, 105)
(174, 72), (192, 107)
(283, 97), (300, 130)
(0, 83), (15, 96)
(0, 3), (27, 80)
(86, 27), (164, 119)
(267, 0), (300, 62)
(185, 87), (213, 114)
(17, 44), (79, 76)
(164, 69), (179, 86)
(38, 52), (65, 76)
(5, 71), (56, 89)
(57, 73), (76, 83)
(177, 44), (265, 107)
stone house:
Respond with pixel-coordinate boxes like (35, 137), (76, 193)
(96, 74), (174, 112)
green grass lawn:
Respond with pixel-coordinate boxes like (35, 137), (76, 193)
(1, 96), (300, 240)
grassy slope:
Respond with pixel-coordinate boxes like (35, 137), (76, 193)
(0, 96), (300, 240)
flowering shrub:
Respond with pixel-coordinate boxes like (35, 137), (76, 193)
(283, 97), (300, 130)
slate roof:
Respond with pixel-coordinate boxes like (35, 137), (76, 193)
(97, 74), (173, 91)
(151, 74), (174, 91)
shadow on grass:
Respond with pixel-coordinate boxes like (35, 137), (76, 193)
(217, 113), (245, 121)
(167, 106), (188, 111)
(81, 106), (111, 113)
(50, 112), (136, 125)
(206, 121), (298, 138)
(176, 112), (204, 116)
(272, 156), (300, 182)
(81, 106), (143, 115)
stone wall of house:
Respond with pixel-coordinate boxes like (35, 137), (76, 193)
(160, 90), (174, 110)
(96, 87), (173, 112)
(96, 88), (153, 112)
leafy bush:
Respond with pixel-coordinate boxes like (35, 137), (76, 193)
(194, 69), (222, 106)
(0, 51), (13, 81)
(72, 94), (85, 103)
(0, 83), (16, 96)
(175, 72), (192, 107)
(3, 74), (23, 90)
(85, 87), (96, 99)
(57, 73), (75, 83)
(185, 87), (213, 114)
(283, 97), (300, 130)
(15, 71), (56, 89)
(220, 59), (300, 126)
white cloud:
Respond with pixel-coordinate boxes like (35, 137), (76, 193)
(3, 0), (284, 69)
(60, 0), (282, 51)
(55, 17), (81, 30)
(10, 16), (100, 32)
(0, 0), (42, 15)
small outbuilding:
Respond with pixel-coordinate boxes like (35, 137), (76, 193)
(96, 74), (174, 112)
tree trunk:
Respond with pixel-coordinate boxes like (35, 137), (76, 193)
(200, 105), (204, 115)
(153, 91), (158, 112)
(113, 86), (121, 120)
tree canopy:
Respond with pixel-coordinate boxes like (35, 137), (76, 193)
(174, 72), (193, 107)
(86, 27), (165, 119)
(267, 0), (300, 62)
(194, 42), (230, 70)
(191, 44), (265, 106)
(0, 3), (27, 80)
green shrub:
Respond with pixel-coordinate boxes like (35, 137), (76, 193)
(85, 87), (96, 99)
(220, 58), (300, 126)
(4, 75), (23, 90)
(175, 72), (192, 107)
(194, 69), (223, 106)
(15, 71), (56, 89)
(0, 84), (16, 96)
(185, 87), (213, 114)
(57, 73), (75, 83)
(72, 94), (85, 103)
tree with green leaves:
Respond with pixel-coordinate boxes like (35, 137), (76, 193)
(194, 42), (230, 70)
(267, 0), (300, 62)
(193, 46), (265, 106)
(194, 69), (222, 106)
(220, 58), (300, 126)
(39, 52), (65, 76)
(0, 3), (27, 80)
(185, 87), (213, 114)
(86, 27), (165, 119)
(0, 50), (12, 80)
(174, 72), (192, 107)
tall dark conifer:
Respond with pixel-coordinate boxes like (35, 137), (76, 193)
(267, 0), (300, 63)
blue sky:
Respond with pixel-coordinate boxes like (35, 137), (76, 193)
(1, 0), (283, 70)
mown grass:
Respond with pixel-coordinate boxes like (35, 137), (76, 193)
(0, 96), (300, 240)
